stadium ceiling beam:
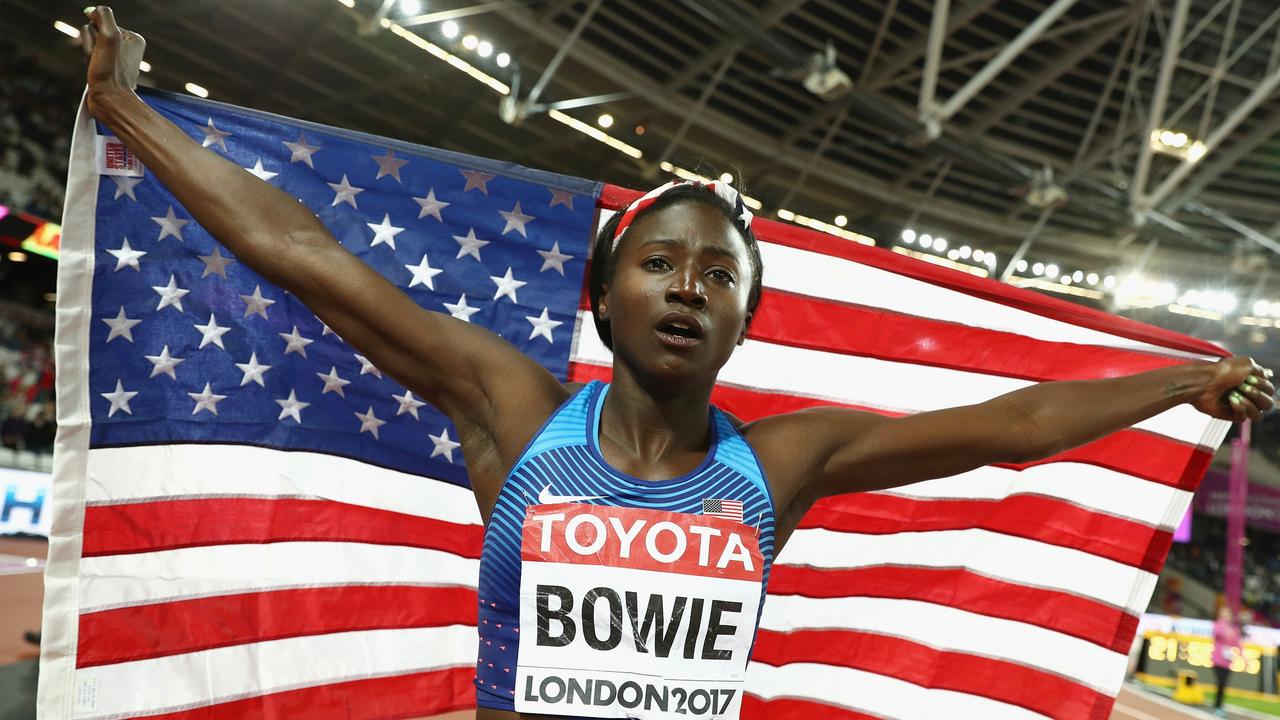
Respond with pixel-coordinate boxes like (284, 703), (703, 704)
(398, 0), (529, 27)
(656, 51), (738, 169)
(1157, 107), (1280, 213)
(523, 0), (603, 109)
(1188, 204), (1280, 256)
(918, 0), (951, 124)
(1130, 0), (1190, 216)
(859, 0), (901, 84)
(919, 0), (1083, 139)
(863, 0), (1001, 91)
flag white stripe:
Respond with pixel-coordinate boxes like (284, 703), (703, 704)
(876, 462), (1190, 530)
(573, 313), (1213, 447)
(85, 445), (482, 526)
(744, 661), (1053, 720)
(78, 542), (480, 612)
(73, 625), (476, 720)
(759, 595), (1127, 694)
(777, 528), (1155, 614)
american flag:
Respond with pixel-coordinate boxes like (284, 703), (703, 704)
(703, 497), (745, 523)
(41, 89), (1229, 720)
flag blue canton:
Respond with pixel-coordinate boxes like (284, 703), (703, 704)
(88, 90), (600, 487)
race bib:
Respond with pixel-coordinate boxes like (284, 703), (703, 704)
(516, 503), (764, 719)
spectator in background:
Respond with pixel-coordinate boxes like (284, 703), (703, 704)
(1212, 606), (1242, 716)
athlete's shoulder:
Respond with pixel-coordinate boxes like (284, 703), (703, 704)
(560, 380), (588, 395)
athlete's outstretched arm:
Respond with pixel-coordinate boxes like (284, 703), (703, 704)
(80, 7), (567, 483)
(761, 356), (1273, 501)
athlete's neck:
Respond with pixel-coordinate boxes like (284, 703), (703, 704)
(598, 365), (714, 478)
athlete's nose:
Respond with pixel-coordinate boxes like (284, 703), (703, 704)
(666, 265), (707, 309)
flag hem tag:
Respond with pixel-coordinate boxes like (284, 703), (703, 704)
(95, 135), (145, 177)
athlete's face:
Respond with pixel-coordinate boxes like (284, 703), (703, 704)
(599, 201), (753, 383)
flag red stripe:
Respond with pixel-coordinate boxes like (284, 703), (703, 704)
(569, 362), (1212, 490)
(118, 666), (475, 720)
(76, 585), (477, 668)
(751, 628), (1114, 720)
(767, 565), (1137, 654)
(741, 694), (880, 720)
(753, 288), (1182, 381)
(81, 498), (483, 558)
(803, 493), (1172, 573)
(598, 184), (1227, 359)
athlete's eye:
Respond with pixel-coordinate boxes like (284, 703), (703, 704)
(642, 256), (673, 272)
(707, 268), (736, 285)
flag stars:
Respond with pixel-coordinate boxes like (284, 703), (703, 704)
(413, 188), (450, 221)
(101, 380), (138, 417)
(103, 307), (141, 343)
(282, 131), (320, 168)
(194, 314), (231, 349)
(317, 366), (351, 397)
(429, 427), (462, 462)
(393, 390), (426, 419)
(499, 202), (535, 237)
(444, 294), (481, 322)
(245, 158), (278, 182)
(525, 308), (563, 344)
(453, 228), (490, 262)
(200, 118), (232, 151)
(240, 285), (276, 319)
(355, 353), (383, 379)
(111, 175), (143, 201)
(188, 382), (227, 416)
(236, 352), (272, 387)
(275, 389), (310, 423)
(279, 326), (314, 358)
(151, 206), (190, 242)
(490, 267), (526, 303)
(107, 238), (146, 271)
(355, 406), (387, 439)
(460, 169), (494, 194)
(367, 214), (405, 250)
(197, 246), (235, 279)
(536, 241), (573, 275)
(372, 148), (409, 182)
(549, 189), (576, 210)
(405, 254), (443, 290)
(152, 275), (190, 312)
(328, 174), (364, 208)
(144, 345), (185, 380)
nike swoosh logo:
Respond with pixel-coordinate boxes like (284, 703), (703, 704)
(538, 483), (606, 504)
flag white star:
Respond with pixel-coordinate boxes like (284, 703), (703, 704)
(145, 345), (185, 380)
(278, 326), (314, 358)
(444, 294), (481, 322)
(413, 187), (450, 221)
(198, 246), (235, 279)
(111, 175), (143, 201)
(236, 352), (272, 387)
(282, 131), (320, 167)
(275, 389), (310, 423)
(151, 206), (189, 242)
(101, 379), (138, 417)
(429, 427), (462, 462)
(194, 314), (231, 349)
(525, 308), (563, 344)
(453, 227), (489, 261)
(200, 118), (231, 151)
(316, 366), (351, 397)
(103, 306), (142, 343)
(321, 322), (341, 340)
(354, 353), (383, 379)
(245, 157), (278, 182)
(536, 241), (574, 275)
(240, 285), (276, 319)
(328, 174), (364, 208)
(549, 189), (576, 209)
(107, 237), (146, 271)
(152, 275), (190, 312)
(367, 214), (405, 250)
(404, 254), (443, 290)
(372, 148), (409, 182)
(355, 406), (387, 439)
(490, 267), (527, 303)
(188, 382), (228, 416)
(460, 169), (494, 194)
(499, 201), (535, 237)
(393, 390), (426, 419)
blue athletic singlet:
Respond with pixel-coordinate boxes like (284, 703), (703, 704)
(474, 381), (776, 718)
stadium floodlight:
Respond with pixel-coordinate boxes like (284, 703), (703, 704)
(901, 229), (916, 244)
(477, 41), (493, 58)
(184, 82), (209, 98)
(54, 20), (80, 38)
(834, 214), (847, 227)
(496, 53), (510, 68)
(442, 21), (460, 38)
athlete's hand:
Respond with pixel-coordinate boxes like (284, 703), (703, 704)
(82, 6), (146, 118)
(1191, 357), (1274, 422)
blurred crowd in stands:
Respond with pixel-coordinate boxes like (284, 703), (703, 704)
(0, 43), (76, 221)
(0, 312), (54, 455)
(1165, 516), (1280, 626)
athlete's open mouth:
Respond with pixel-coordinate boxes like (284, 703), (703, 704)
(656, 312), (704, 346)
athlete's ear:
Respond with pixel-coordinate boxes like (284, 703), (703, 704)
(598, 283), (611, 321)
(737, 311), (752, 346)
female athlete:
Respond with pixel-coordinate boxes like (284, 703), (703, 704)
(82, 7), (1275, 719)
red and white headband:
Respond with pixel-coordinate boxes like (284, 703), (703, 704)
(611, 179), (753, 250)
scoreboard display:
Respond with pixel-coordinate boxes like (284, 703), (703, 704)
(1137, 631), (1276, 695)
